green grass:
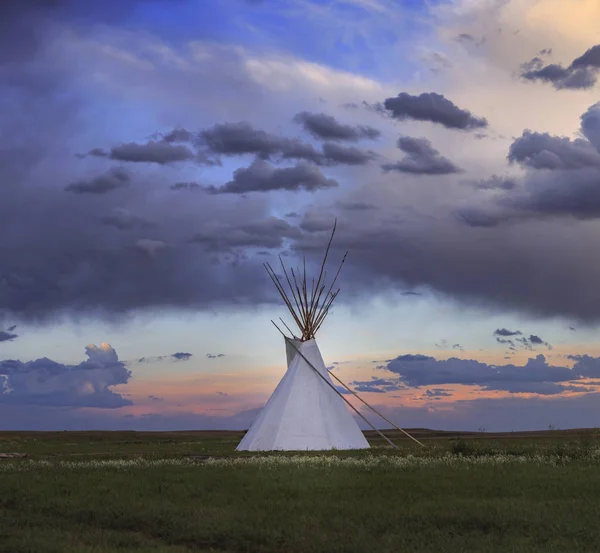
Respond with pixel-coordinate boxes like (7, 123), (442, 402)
(2, 429), (600, 552)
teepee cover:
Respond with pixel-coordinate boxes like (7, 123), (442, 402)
(237, 339), (369, 451)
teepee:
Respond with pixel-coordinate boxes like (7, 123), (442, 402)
(237, 222), (370, 451)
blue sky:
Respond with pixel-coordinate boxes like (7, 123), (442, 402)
(3, 0), (600, 431)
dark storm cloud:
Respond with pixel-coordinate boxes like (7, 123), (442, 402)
(65, 167), (131, 194)
(384, 352), (600, 394)
(455, 207), (503, 227)
(350, 377), (404, 393)
(161, 128), (194, 143)
(199, 122), (375, 166)
(0, 0), (302, 322)
(300, 184), (600, 320)
(208, 159), (338, 194)
(458, 104), (600, 227)
(172, 352), (192, 361)
(381, 92), (488, 130)
(85, 147), (108, 157)
(467, 175), (518, 190)
(293, 111), (381, 141)
(572, 44), (600, 68)
(0, 343), (131, 408)
(0, 15), (307, 322)
(106, 141), (197, 165)
(494, 328), (522, 337)
(580, 103), (600, 152)
(519, 44), (600, 90)
(382, 136), (462, 175)
(298, 209), (336, 233)
(457, 169), (600, 226)
(508, 131), (600, 170)
(192, 216), (300, 252)
(101, 208), (153, 231)
(424, 388), (451, 397)
(199, 122), (322, 162)
(8, 0), (600, 329)
(566, 354), (600, 378)
(321, 142), (376, 165)
(170, 182), (201, 191)
(0, 331), (17, 343)
(1, 200), (284, 320)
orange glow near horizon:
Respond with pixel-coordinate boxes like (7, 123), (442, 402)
(109, 343), (600, 419)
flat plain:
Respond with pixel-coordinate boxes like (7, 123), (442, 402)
(2, 428), (600, 553)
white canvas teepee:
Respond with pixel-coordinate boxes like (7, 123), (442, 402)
(237, 339), (369, 451)
(237, 222), (370, 452)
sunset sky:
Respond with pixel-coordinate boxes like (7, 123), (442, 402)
(3, 0), (600, 432)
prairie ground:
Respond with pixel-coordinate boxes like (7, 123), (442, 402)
(1, 429), (600, 552)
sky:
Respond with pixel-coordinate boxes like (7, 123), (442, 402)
(3, 0), (600, 432)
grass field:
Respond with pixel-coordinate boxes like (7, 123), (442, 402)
(2, 428), (600, 552)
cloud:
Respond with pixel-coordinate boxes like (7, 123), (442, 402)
(384, 352), (600, 395)
(382, 136), (462, 175)
(580, 102), (600, 152)
(508, 131), (600, 170)
(171, 352), (192, 361)
(321, 142), (376, 165)
(0, 343), (131, 407)
(466, 175), (518, 190)
(457, 104), (600, 228)
(148, 395), (163, 401)
(199, 122), (322, 163)
(206, 353), (225, 359)
(494, 328), (522, 337)
(7, 0), (600, 329)
(199, 122), (375, 167)
(161, 128), (194, 143)
(424, 388), (451, 398)
(520, 44), (600, 90)
(170, 182), (201, 191)
(192, 216), (300, 252)
(293, 111), (380, 141)
(65, 167), (131, 194)
(0, 331), (17, 343)
(381, 92), (488, 130)
(208, 159), (338, 194)
(105, 141), (197, 165)
(101, 208), (153, 231)
(349, 377), (404, 393)
(337, 201), (377, 211)
(519, 58), (597, 90)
